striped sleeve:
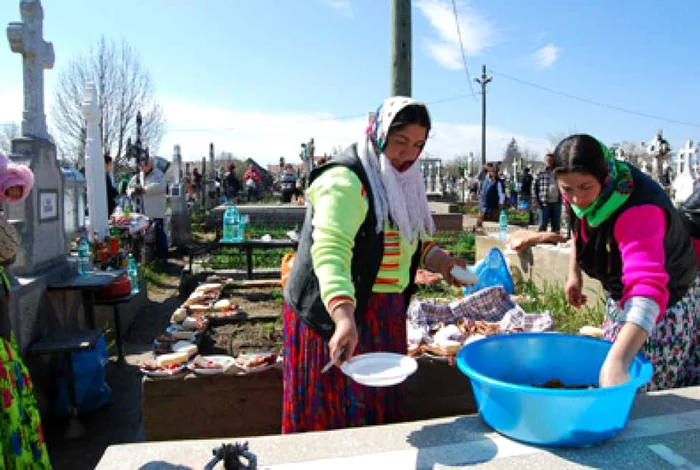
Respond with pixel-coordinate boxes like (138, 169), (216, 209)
(307, 166), (368, 313)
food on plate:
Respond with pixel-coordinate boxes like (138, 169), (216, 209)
(457, 319), (502, 337)
(213, 298), (236, 311)
(170, 329), (195, 341)
(195, 283), (222, 294)
(140, 360), (184, 374)
(450, 266), (479, 285)
(171, 340), (197, 356)
(533, 378), (597, 389)
(191, 355), (225, 370)
(155, 351), (190, 367)
(237, 353), (278, 368)
(186, 304), (211, 314)
(154, 333), (178, 344)
(578, 325), (604, 339)
(170, 307), (187, 323)
(182, 316), (208, 331)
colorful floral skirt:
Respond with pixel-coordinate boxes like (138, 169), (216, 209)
(603, 275), (700, 391)
(282, 292), (407, 434)
(1, 336), (52, 469)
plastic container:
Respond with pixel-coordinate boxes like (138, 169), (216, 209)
(462, 247), (515, 295)
(77, 235), (90, 275)
(498, 209), (508, 241)
(456, 332), (652, 447)
(127, 254), (139, 294)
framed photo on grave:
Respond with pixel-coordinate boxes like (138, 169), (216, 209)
(38, 189), (59, 222)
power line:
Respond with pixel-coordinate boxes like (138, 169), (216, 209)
(451, 0), (477, 100)
(164, 93), (477, 133)
(490, 68), (700, 129)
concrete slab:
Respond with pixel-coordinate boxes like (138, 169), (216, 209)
(97, 386), (700, 469)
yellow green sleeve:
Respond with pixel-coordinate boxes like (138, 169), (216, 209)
(307, 166), (368, 313)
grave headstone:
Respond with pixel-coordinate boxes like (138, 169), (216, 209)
(673, 140), (697, 206)
(168, 145), (190, 247)
(82, 82), (108, 238)
(6, 0), (66, 275)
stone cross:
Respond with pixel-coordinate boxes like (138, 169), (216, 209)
(7, 0), (54, 140)
(673, 140), (697, 205)
(82, 82), (108, 238)
(173, 145), (182, 185)
(678, 140), (696, 176)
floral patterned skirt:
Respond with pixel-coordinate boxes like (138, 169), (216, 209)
(1, 335), (52, 469)
(603, 275), (700, 391)
(282, 292), (407, 434)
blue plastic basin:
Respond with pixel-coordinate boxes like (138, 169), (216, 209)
(456, 332), (652, 447)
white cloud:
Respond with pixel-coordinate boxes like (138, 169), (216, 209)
(158, 97), (550, 166)
(320, 0), (352, 17)
(416, 0), (496, 69)
(0, 88), (23, 124)
(531, 43), (559, 69)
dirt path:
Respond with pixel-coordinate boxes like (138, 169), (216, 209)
(45, 257), (185, 470)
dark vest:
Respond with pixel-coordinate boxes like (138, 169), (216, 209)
(575, 165), (697, 308)
(283, 144), (422, 340)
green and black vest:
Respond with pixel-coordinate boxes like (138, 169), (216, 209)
(283, 144), (422, 340)
(575, 165), (697, 308)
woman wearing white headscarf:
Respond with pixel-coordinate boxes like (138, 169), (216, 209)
(282, 97), (470, 433)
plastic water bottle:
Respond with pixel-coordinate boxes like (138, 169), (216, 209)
(77, 235), (90, 275)
(127, 254), (139, 294)
(499, 209), (508, 242)
(223, 206), (234, 241)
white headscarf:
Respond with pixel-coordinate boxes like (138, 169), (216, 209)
(357, 97), (435, 243)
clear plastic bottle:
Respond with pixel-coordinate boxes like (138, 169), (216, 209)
(499, 209), (508, 242)
(78, 235), (90, 275)
(127, 254), (139, 294)
(222, 207), (233, 241)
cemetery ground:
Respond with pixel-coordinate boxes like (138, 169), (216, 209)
(41, 213), (603, 469)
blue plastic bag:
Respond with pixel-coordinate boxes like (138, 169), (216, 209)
(52, 335), (112, 418)
(462, 247), (515, 296)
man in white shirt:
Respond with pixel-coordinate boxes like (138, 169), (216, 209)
(127, 157), (168, 258)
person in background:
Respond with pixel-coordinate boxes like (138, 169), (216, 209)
(535, 153), (562, 232)
(519, 167), (534, 224)
(243, 163), (262, 202)
(192, 167), (202, 202)
(277, 164), (298, 203)
(283, 97), (472, 433)
(127, 157), (168, 259)
(508, 176), (518, 208)
(104, 152), (119, 215)
(223, 163), (240, 203)
(554, 134), (699, 390)
(477, 163), (505, 227)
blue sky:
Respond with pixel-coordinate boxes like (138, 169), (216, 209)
(2, 0), (699, 165)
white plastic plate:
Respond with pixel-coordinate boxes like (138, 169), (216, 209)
(340, 353), (418, 387)
(188, 355), (236, 375)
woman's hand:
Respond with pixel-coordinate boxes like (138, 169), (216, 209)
(565, 274), (587, 307)
(599, 322), (648, 388)
(328, 304), (358, 366)
(427, 248), (470, 286)
(599, 355), (631, 388)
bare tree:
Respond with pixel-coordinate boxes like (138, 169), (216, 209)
(0, 122), (21, 155)
(51, 36), (166, 169)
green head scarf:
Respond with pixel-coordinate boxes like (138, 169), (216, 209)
(569, 139), (634, 228)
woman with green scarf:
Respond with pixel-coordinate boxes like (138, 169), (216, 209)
(553, 134), (700, 391)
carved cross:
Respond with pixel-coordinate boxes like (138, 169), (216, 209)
(7, 0), (54, 140)
(678, 140), (697, 176)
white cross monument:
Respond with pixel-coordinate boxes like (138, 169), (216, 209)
(82, 82), (109, 238)
(7, 0), (54, 141)
(673, 140), (697, 206)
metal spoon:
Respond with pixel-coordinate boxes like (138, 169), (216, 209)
(321, 347), (346, 374)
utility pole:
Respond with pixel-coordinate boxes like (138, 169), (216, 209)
(391, 0), (412, 97)
(474, 64), (492, 166)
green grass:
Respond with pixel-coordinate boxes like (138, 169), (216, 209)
(141, 259), (169, 286)
(517, 279), (605, 334)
